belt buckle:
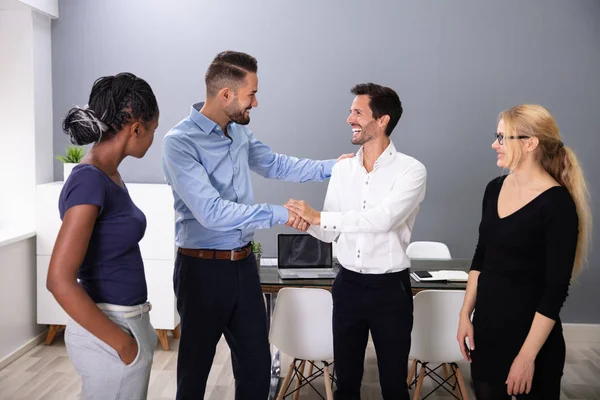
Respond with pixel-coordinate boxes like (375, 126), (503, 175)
(231, 249), (236, 261)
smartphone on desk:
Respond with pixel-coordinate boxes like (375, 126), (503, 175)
(413, 271), (433, 279)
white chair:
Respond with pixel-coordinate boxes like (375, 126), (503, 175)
(269, 288), (335, 400)
(408, 290), (469, 400)
(406, 241), (452, 259)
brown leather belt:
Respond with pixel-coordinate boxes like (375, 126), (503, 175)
(178, 243), (252, 261)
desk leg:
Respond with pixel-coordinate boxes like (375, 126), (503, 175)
(267, 293), (280, 400)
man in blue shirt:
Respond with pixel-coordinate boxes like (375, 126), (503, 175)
(162, 51), (351, 399)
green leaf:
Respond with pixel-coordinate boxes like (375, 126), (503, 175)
(56, 146), (85, 163)
(251, 241), (262, 254)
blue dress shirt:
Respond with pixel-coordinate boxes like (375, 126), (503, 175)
(162, 102), (336, 250)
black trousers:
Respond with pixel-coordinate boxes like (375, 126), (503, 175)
(173, 251), (270, 399)
(332, 267), (413, 400)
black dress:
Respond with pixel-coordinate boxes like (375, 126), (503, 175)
(470, 175), (579, 399)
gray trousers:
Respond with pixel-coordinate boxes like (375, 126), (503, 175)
(65, 302), (157, 400)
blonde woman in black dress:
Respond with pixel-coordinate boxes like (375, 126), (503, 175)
(457, 104), (592, 399)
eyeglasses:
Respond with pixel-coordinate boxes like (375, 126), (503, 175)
(494, 133), (530, 145)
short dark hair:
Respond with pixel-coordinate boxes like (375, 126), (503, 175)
(62, 72), (159, 145)
(205, 51), (258, 97)
(351, 83), (402, 136)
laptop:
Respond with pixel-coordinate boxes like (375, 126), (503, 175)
(277, 233), (337, 279)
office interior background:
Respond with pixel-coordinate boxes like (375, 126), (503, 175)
(0, 0), (598, 398)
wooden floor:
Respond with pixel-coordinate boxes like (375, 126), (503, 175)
(0, 331), (599, 399)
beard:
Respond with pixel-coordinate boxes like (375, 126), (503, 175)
(351, 121), (376, 145)
(225, 99), (251, 125)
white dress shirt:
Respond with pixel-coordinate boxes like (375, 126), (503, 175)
(308, 140), (427, 274)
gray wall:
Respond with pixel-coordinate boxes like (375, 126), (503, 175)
(51, 0), (600, 323)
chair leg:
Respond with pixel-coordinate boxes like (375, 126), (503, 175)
(442, 363), (449, 382)
(412, 362), (426, 400)
(441, 363), (458, 394)
(323, 363), (334, 400)
(293, 360), (306, 400)
(407, 359), (417, 387)
(277, 359), (297, 400)
(303, 361), (314, 397)
(454, 365), (469, 400)
(306, 361), (314, 378)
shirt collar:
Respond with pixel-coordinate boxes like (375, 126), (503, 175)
(355, 140), (397, 170)
(190, 102), (221, 135)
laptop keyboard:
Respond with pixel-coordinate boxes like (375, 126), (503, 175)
(279, 268), (337, 279)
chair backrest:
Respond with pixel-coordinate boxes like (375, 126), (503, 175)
(410, 290), (465, 363)
(406, 241), (452, 259)
(269, 288), (334, 361)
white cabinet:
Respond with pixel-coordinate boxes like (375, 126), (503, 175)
(36, 255), (65, 325)
(35, 182), (180, 348)
(144, 259), (177, 328)
(35, 183), (63, 256)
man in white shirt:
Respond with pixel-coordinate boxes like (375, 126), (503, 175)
(285, 83), (427, 400)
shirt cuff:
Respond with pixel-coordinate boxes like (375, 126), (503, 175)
(307, 224), (319, 236)
(271, 205), (289, 226)
(321, 212), (342, 231)
(322, 159), (336, 178)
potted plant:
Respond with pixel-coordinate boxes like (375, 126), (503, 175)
(56, 146), (85, 181)
(251, 241), (262, 269)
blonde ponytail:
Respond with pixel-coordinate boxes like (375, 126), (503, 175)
(541, 145), (592, 277)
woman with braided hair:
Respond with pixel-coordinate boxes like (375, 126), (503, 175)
(456, 104), (592, 399)
(47, 72), (160, 399)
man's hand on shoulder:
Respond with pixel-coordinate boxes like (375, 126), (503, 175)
(336, 153), (355, 163)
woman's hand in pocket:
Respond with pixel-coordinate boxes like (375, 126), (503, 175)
(117, 334), (138, 365)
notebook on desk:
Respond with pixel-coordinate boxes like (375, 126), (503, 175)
(277, 234), (337, 279)
(410, 270), (469, 282)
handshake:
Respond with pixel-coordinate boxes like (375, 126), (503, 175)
(283, 199), (321, 232)
(282, 152), (353, 231)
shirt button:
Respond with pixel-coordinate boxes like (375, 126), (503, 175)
(357, 254), (360, 258)
(365, 182), (368, 185)
(363, 206), (366, 209)
(324, 225), (327, 229)
(333, 226), (336, 229)
(358, 249), (360, 253)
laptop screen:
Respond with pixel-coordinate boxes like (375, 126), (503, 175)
(277, 234), (332, 269)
